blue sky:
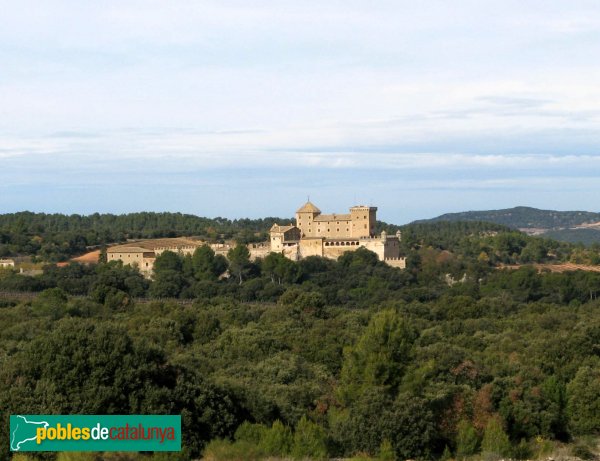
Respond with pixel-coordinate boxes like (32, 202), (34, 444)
(1, 1), (600, 224)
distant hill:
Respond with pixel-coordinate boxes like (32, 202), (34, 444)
(416, 206), (600, 245)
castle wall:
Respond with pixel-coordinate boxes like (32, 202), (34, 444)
(383, 238), (401, 259)
(107, 250), (155, 277)
(210, 242), (232, 259)
(154, 246), (198, 256)
(385, 258), (407, 269)
(140, 257), (156, 275)
(299, 238), (324, 258)
(322, 240), (362, 259)
(359, 239), (386, 260)
(107, 251), (153, 264)
(357, 236), (402, 263)
(248, 243), (271, 261)
(313, 217), (352, 239)
(282, 244), (300, 261)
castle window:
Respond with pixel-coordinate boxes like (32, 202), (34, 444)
(337, 228), (339, 232)
(364, 225), (367, 229)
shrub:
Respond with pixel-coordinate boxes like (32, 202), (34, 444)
(481, 416), (511, 458)
(234, 421), (267, 444)
(258, 419), (293, 456)
(567, 364), (600, 435)
(379, 439), (396, 461)
(292, 416), (328, 460)
(456, 419), (479, 459)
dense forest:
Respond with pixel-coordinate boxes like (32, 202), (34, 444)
(2, 219), (600, 460)
(0, 212), (288, 261)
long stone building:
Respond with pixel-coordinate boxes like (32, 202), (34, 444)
(270, 202), (406, 268)
(106, 238), (203, 277)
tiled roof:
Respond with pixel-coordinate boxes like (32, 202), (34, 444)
(107, 237), (201, 253)
(270, 224), (297, 233)
(107, 246), (152, 253)
(313, 213), (351, 222)
(296, 201), (321, 213)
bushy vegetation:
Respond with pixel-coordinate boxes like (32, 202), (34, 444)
(2, 218), (600, 460)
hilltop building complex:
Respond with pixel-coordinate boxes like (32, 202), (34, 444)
(270, 202), (406, 268)
(107, 201), (405, 277)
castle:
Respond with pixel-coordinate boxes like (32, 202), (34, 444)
(270, 202), (406, 268)
(106, 202), (406, 277)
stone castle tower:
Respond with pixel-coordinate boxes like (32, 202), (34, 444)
(295, 201), (377, 239)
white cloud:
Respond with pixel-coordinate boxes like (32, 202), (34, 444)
(1, 1), (600, 216)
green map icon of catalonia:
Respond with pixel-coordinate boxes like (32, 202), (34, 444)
(10, 415), (49, 451)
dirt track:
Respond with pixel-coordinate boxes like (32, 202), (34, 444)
(71, 250), (100, 264)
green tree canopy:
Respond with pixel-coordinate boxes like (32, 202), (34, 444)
(338, 309), (418, 403)
(566, 362), (600, 435)
(227, 244), (251, 285)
